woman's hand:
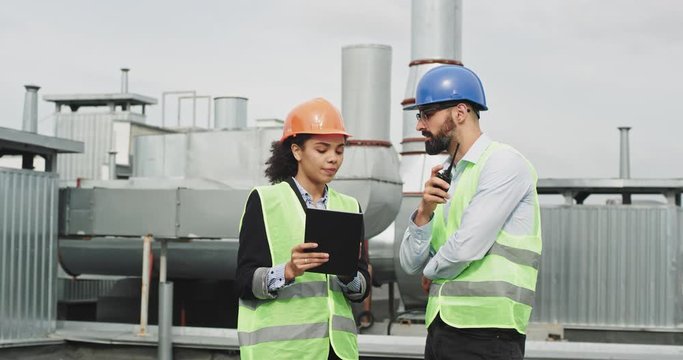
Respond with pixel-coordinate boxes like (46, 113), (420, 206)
(285, 243), (329, 282)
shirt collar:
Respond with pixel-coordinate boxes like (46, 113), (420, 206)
(291, 177), (328, 209)
(461, 133), (492, 164)
(444, 133), (492, 167)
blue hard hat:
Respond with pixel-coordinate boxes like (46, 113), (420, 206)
(405, 65), (488, 111)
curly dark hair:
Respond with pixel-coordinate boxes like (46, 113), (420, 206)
(264, 134), (312, 184)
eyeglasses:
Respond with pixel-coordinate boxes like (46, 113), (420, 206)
(415, 103), (458, 123)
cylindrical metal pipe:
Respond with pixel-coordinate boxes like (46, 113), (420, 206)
(178, 96), (212, 129)
(214, 97), (248, 129)
(158, 281), (174, 360)
(108, 151), (117, 180)
(399, 0), (463, 189)
(121, 68), (130, 93)
(22, 85), (40, 133)
(411, 0), (463, 60)
(402, 0), (463, 148)
(160, 240), (168, 283)
(341, 44), (392, 141)
(161, 91), (196, 128)
(59, 237), (240, 280)
(395, 0), (464, 307)
(619, 127), (631, 179)
(138, 234), (152, 336)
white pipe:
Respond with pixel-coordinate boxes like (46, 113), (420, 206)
(411, 0), (463, 60)
(161, 91), (196, 128)
(618, 127), (631, 179)
(121, 68), (129, 93)
(108, 151), (117, 180)
(399, 0), (464, 194)
(160, 239), (168, 283)
(138, 234), (152, 336)
(22, 85), (40, 133)
(176, 96), (197, 128)
(158, 281), (173, 360)
(179, 95), (212, 128)
(402, 0), (464, 150)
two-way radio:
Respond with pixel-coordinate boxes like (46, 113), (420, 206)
(434, 143), (460, 191)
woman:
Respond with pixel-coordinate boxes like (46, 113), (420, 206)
(236, 98), (371, 360)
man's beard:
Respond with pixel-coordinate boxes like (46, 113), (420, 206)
(423, 115), (455, 155)
(424, 132), (450, 155)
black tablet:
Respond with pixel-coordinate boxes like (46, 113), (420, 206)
(304, 207), (363, 277)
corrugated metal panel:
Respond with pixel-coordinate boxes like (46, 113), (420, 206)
(55, 113), (113, 180)
(532, 205), (681, 329)
(0, 168), (58, 344)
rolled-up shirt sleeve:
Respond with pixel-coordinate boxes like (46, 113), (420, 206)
(399, 211), (433, 275)
(334, 272), (365, 302)
(266, 264), (289, 292)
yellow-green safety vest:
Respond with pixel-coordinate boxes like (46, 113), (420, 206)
(426, 141), (542, 334)
(238, 181), (361, 360)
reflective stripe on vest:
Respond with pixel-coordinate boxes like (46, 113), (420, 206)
(239, 322), (329, 346)
(429, 280), (536, 307)
(239, 280), (329, 311)
(237, 182), (360, 360)
(239, 315), (357, 347)
(426, 142), (542, 334)
(488, 242), (540, 270)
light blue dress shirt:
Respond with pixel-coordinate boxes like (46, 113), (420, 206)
(266, 178), (364, 298)
(399, 134), (536, 280)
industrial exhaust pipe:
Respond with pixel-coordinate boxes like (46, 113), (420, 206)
(618, 127), (631, 179)
(341, 44), (392, 142)
(22, 84), (40, 133)
(397, 0), (464, 309)
(120, 68), (129, 93)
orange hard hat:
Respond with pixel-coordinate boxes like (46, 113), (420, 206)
(280, 98), (351, 142)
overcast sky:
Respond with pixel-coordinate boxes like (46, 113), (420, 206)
(2, 0), (682, 180)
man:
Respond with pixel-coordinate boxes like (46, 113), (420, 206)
(399, 65), (542, 360)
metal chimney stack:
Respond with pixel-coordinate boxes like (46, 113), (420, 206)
(618, 127), (631, 179)
(401, 0), (463, 150)
(22, 84), (40, 133)
(120, 68), (129, 93)
(395, 0), (465, 309)
(341, 44), (392, 141)
(399, 0), (463, 191)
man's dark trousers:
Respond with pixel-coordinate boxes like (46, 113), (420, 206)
(424, 315), (525, 360)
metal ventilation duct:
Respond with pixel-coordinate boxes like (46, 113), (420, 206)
(341, 44), (392, 141)
(402, 0), (463, 149)
(396, 0), (464, 304)
(411, 0), (463, 61)
(22, 85), (40, 133)
(400, 0), (464, 196)
(340, 43), (402, 283)
(214, 97), (248, 130)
